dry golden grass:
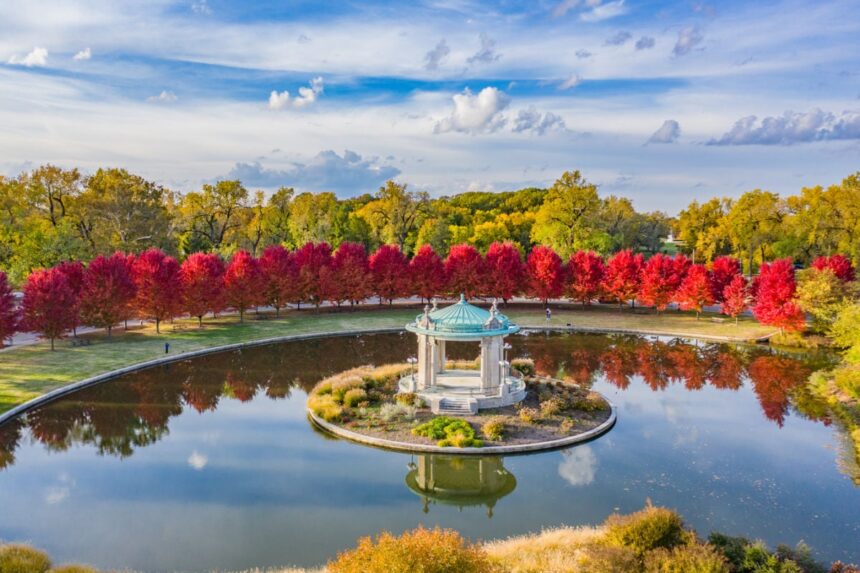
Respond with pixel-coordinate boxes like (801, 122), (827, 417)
(483, 526), (606, 573)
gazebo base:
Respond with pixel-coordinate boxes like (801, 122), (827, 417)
(398, 371), (527, 415)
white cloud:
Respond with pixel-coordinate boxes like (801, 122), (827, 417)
(648, 119), (681, 143)
(513, 106), (567, 135)
(188, 451), (208, 470)
(7, 46), (48, 67)
(73, 47), (91, 60)
(674, 26), (703, 56)
(708, 109), (860, 145)
(424, 39), (450, 70)
(191, 0), (211, 15)
(268, 76), (324, 110)
(581, 0), (627, 22)
(434, 87), (510, 134)
(559, 74), (582, 90)
(467, 32), (500, 65)
(147, 90), (177, 103)
(558, 446), (597, 486)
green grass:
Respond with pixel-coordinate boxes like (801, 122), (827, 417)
(0, 304), (776, 414)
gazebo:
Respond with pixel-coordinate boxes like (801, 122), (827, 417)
(400, 295), (526, 415)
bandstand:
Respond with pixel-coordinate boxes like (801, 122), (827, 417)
(400, 295), (526, 415)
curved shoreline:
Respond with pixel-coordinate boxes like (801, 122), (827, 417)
(0, 321), (766, 426)
(307, 398), (617, 455)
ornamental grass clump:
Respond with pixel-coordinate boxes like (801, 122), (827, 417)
(518, 407), (540, 424)
(603, 505), (689, 557)
(412, 416), (482, 448)
(540, 397), (565, 417)
(643, 544), (729, 573)
(307, 394), (343, 422)
(327, 526), (500, 573)
(511, 358), (535, 376)
(342, 388), (368, 408)
(379, 402), (416, 422)
(0, 544), (52, 573)
(481, 417), (506, 441)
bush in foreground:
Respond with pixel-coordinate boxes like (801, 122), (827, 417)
(603, 505), (690, 556)
(0, 544), (52, 573)
(412, 416), (482, 448)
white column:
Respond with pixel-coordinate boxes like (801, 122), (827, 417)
(480, 336), (502, 391)
(436, 339), (446, 373)
(417, 334), (435, 389)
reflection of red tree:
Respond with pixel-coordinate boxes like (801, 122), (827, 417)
(747, 355), (811, 427)
(182, 378), (222, 412)
(0, 419), (23, 470)
(600, 344), (638, 389)
(225, 371), (258, 402)
(707, 348), (744, 390)
(568, 348), (601, 385)
(637, 342), (673, 390)
(668, 343), (707, 390)
(26, 405), (85, 450)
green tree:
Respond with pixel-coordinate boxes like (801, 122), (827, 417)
(722, 190), (785, 273)
(179, 180), (249, 254)
(531, 170), (607, 257)
(289, 191), (338, 245)
(676, 198), (729, 263)
(796, 268), (857, 333)
(356, 180), (429, 253)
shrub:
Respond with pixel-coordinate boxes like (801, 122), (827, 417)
(413, 416), (481, 448)
(644, 544), (729, 573)
(0, 544), (52, 573)
(540, 397), (565, 417)
(379, 402), (416, 422)
(481, 418), (506, 441)
(327, 526), (500, 573)
(559, 418), (576, 433)
(395, 392), (417, 405)
(518, 407), (540, 424)
(343, 388), (368, 408)
(308, 394), (344, 422)
(572, 392), (607, 412)
(49, 567), (100, 573)
(603, 506), (688, 556)
(511, 358), (535, 376)
(575, 544), (641, 573)
(707, 533), (827, 573)
(331, 377), (366, 403)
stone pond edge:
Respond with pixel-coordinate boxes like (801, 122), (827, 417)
(0, 323), (765, 426)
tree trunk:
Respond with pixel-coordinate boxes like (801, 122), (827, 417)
(156, 319), (161, 334)
(50, 337), (55, 351)
(107, 326), (112, 337)
(198, 316), (203, 327)
(239, 309), (244, 323)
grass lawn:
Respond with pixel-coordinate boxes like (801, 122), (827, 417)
(0, 303), (776, 414)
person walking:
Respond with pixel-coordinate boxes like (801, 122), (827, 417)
(545, 307), (552, 322)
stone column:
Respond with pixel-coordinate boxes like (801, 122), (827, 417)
(416, 334), (435, 389)
(435, 339), (446, 373)
(480, 336), (502, 391)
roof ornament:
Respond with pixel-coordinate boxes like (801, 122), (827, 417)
(459, 293), (466, 303)
(431, 297), (438, 311)
(491, 298), (499, 313)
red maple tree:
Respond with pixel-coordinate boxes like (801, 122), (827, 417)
(603, 250), (644, 308)
(330, 242), (372, 306)
(409, 245), (445, 303)
(369, 244), (410, 304)
(224, 250), (263, 322)
(132, 248), (182, 333)
(80, 252), (137, 335)
(293, 242), (333, 310)
(444, 244), (484, 299)
(22, 267), (79, 349)
(638, 254), (678, 312)
(811, 254), (856, 282)
(710, 256), (742, 303)
(752, 258), (805, 331)
(526, 245), (564, 305)
(567, 250), (605, 306)
(675, 264), (714, 319)
(180, 252), (225, 326)
(484, 242), (525, 303)
(55, 260), (85, 336)
(259, 245), (299, 315)
(720, 274), (749, 324)
(0, 271), (19, 346)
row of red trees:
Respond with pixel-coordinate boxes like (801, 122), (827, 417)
(0, 242), (855, 349)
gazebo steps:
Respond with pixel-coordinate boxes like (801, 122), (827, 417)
(436, 396), (477, 416)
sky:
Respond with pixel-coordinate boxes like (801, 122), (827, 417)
(1, 0), (859, 213)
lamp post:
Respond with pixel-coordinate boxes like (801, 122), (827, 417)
(407, 356), (418, 390)
(503, 342), (512, 364)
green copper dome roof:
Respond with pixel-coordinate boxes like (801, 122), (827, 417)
(405, 295), (519, 340)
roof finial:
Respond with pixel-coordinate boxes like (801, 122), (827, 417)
(459, 293), (466, 303)
(431, 297), (438, 310)
(491, 298), (498, 313)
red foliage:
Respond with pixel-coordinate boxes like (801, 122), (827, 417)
(747, 354), (810, 426)
(567, 250), (605, 305)
(484, 242), (525, 302)
(132, 248), (182, 333)
(180, 252), (225, 325)
(599, 343), (638, 389)
(720, 274), (749, 321)
(330, 242), (372, 306)
(710, 256), (742, 302)
(603, 250), (644, 307)
(224, 250), (264, 321)
(409, 245), (445, 302)
(708, 348), (744, 390)
(80, 252), (137, 335)
(293, 242), (333, 309)
(526, 245), (564, 304)
(638, 254), (680, 311)
(675, 264), (714, 317)
(55, 260), (84, 333)
(752, 258), (805, 331)
(444, 244), (484, 299)
(22, 267), (79, 349)
(811, 254), (856, 282)
(369, 244), (409, 304)
(0, 271), (19, 346)
(259, 245), (298, 315)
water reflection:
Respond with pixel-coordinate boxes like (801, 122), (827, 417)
(405, 454), (517, 517)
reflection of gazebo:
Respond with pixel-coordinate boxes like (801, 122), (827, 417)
(405, 454), (517, 518)
(400, 295), (525, 415)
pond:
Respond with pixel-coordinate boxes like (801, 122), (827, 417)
(0, 331), (858, 571)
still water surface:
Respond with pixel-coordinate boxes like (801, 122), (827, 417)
(0, 332), (857, 571)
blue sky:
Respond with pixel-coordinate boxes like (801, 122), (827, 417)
(1, 0), (858, 212)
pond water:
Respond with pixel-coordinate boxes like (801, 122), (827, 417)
(0, 331), (858, 571)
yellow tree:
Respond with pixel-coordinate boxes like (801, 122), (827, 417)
(530, 170), (607, 257)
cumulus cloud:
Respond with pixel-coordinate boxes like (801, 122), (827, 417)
(673, 26), (703, 56)
(434, 87), (510, 134)
(558, 446), (597, 486)
(147, 90), (177, 103)
(513, 107), (567, 135)
(467, 33), (501, 65)
(648, 119), (681, 143)
(635, 36), (655, 50)
(575, 49), (593, 59)
(268, 77), (324, 110)
(223, 150), (401, 195)
(708, 109), (860, 145)
(191, 0), (212, 15)
(558, 74), (582, 90)
(581, 0), (627, 22)
(73, 47), (91, 61)
(188, 451), (208, 470)
(424, 39), (450, 70)
(605, 31), (632, 46)
(8, 46), (48, 67)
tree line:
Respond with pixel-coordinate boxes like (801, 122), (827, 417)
(0, 241), (856, 349)
(2, 164), (858, 286)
